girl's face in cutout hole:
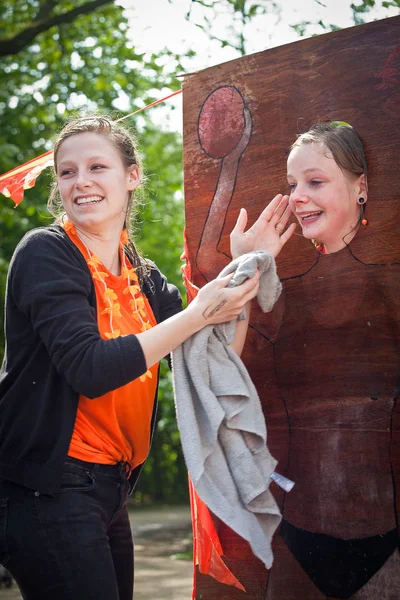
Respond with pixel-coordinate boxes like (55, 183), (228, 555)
(287, 142), (366, 253)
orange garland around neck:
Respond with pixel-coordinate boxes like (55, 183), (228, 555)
(63, 220), (152, 381)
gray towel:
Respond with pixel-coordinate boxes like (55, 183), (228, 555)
(172, 250), (282, 570)
(221, 249), (282, 316)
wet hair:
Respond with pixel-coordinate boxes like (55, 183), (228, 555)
(290, 122), (368, 180)
(48, 116), (148, 277)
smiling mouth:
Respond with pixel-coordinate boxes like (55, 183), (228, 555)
(75, 196), (103, 206)
(299, 211), (322, 223)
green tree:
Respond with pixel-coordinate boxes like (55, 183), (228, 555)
(186, 0), (280, 55)
(187, 0), (399, 52)
(289, 0), (399, 38)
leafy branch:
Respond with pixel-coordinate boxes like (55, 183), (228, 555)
(187, 0), (278, 56)
(0, 0), (113, 57)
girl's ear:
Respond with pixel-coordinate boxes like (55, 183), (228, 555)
(357, 174), (368, 203)
(127, 164), (141, 191)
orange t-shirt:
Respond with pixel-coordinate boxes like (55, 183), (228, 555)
(65, 225), (159, 470)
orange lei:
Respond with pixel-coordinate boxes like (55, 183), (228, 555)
(64, 221), (153, 382)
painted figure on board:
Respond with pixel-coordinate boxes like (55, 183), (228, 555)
(195, 87), (399, 599)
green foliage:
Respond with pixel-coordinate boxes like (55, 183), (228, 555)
(351, 0), (376, 13)
(189, 0), (398, 55)
(133, 361), (189, 505)
(290, 0), (399, 36)
(136, 126), (185, 292)
(188, 0), (279, 56)
(290, 21), (312, 37)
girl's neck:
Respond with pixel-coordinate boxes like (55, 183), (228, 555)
(75, 227), (122, 275)
(316, 219), (361, 254)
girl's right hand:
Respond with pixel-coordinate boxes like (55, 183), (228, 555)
(230, 194), (296, 260)
(187, 270), (260, 328)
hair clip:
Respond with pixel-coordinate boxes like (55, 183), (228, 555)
(331, 121), (353, 128)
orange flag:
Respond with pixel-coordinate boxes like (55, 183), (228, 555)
(0, 150), (54, 205)
(0, 90), (183, 207)
(189, 478), (246, 597)
(182, 231), (245, 598)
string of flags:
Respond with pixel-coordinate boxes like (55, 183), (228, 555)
(0, 90), (182, 206)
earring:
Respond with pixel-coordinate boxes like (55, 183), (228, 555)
(357, 196), (366, 205)
(360, 204), (368, 226)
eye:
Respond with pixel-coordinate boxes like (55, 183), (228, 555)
(287, 183), (296, 192)
(59, 168), (74, 177)
(91, 164), (106, 171)
(310, 179), (323, 186)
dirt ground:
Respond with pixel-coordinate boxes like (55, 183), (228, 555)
(131, 505), (194, 600)
(0, 505), (194, 600)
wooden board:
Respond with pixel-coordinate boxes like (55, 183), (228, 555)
(182, 16), (400, 600)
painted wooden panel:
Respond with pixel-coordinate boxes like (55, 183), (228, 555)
(182, 16), (400, 600)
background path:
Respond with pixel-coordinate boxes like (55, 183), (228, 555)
(0, 505), (194, 599)
(131, 505), (193, 600)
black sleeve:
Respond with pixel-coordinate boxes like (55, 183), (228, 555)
(143, 263), (183, 324)
(9, 228), (147, 399)
(142, 262), (183, 370)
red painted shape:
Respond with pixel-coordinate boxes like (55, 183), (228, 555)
(198, 86), (245, 159)
(375, 44), (400, 90)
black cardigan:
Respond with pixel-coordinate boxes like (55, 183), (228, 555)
(0, 226), (182, 494)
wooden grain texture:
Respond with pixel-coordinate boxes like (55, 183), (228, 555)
(182, 16), (400, 600)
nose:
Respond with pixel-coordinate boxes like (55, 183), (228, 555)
(75, 169), (93, 189)
(289, 187), (309, 208)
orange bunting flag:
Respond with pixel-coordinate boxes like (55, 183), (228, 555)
(0, 150), (54, 206)
(0, 89), (182, 207)
(189, 478), (245, 596)
(182, 230), (245, 598)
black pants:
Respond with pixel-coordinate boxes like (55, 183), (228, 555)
(0, 457), (133, 600)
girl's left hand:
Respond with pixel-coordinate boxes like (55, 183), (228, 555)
(230, 194), (296, 259)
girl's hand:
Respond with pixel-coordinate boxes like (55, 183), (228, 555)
(230, 194), (296, 259)
(188, 270), (260, 327)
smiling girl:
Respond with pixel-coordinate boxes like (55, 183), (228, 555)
(287, 123), (368, 254)
(0, 116), (271, 600)
(264, 122), (400, 600)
